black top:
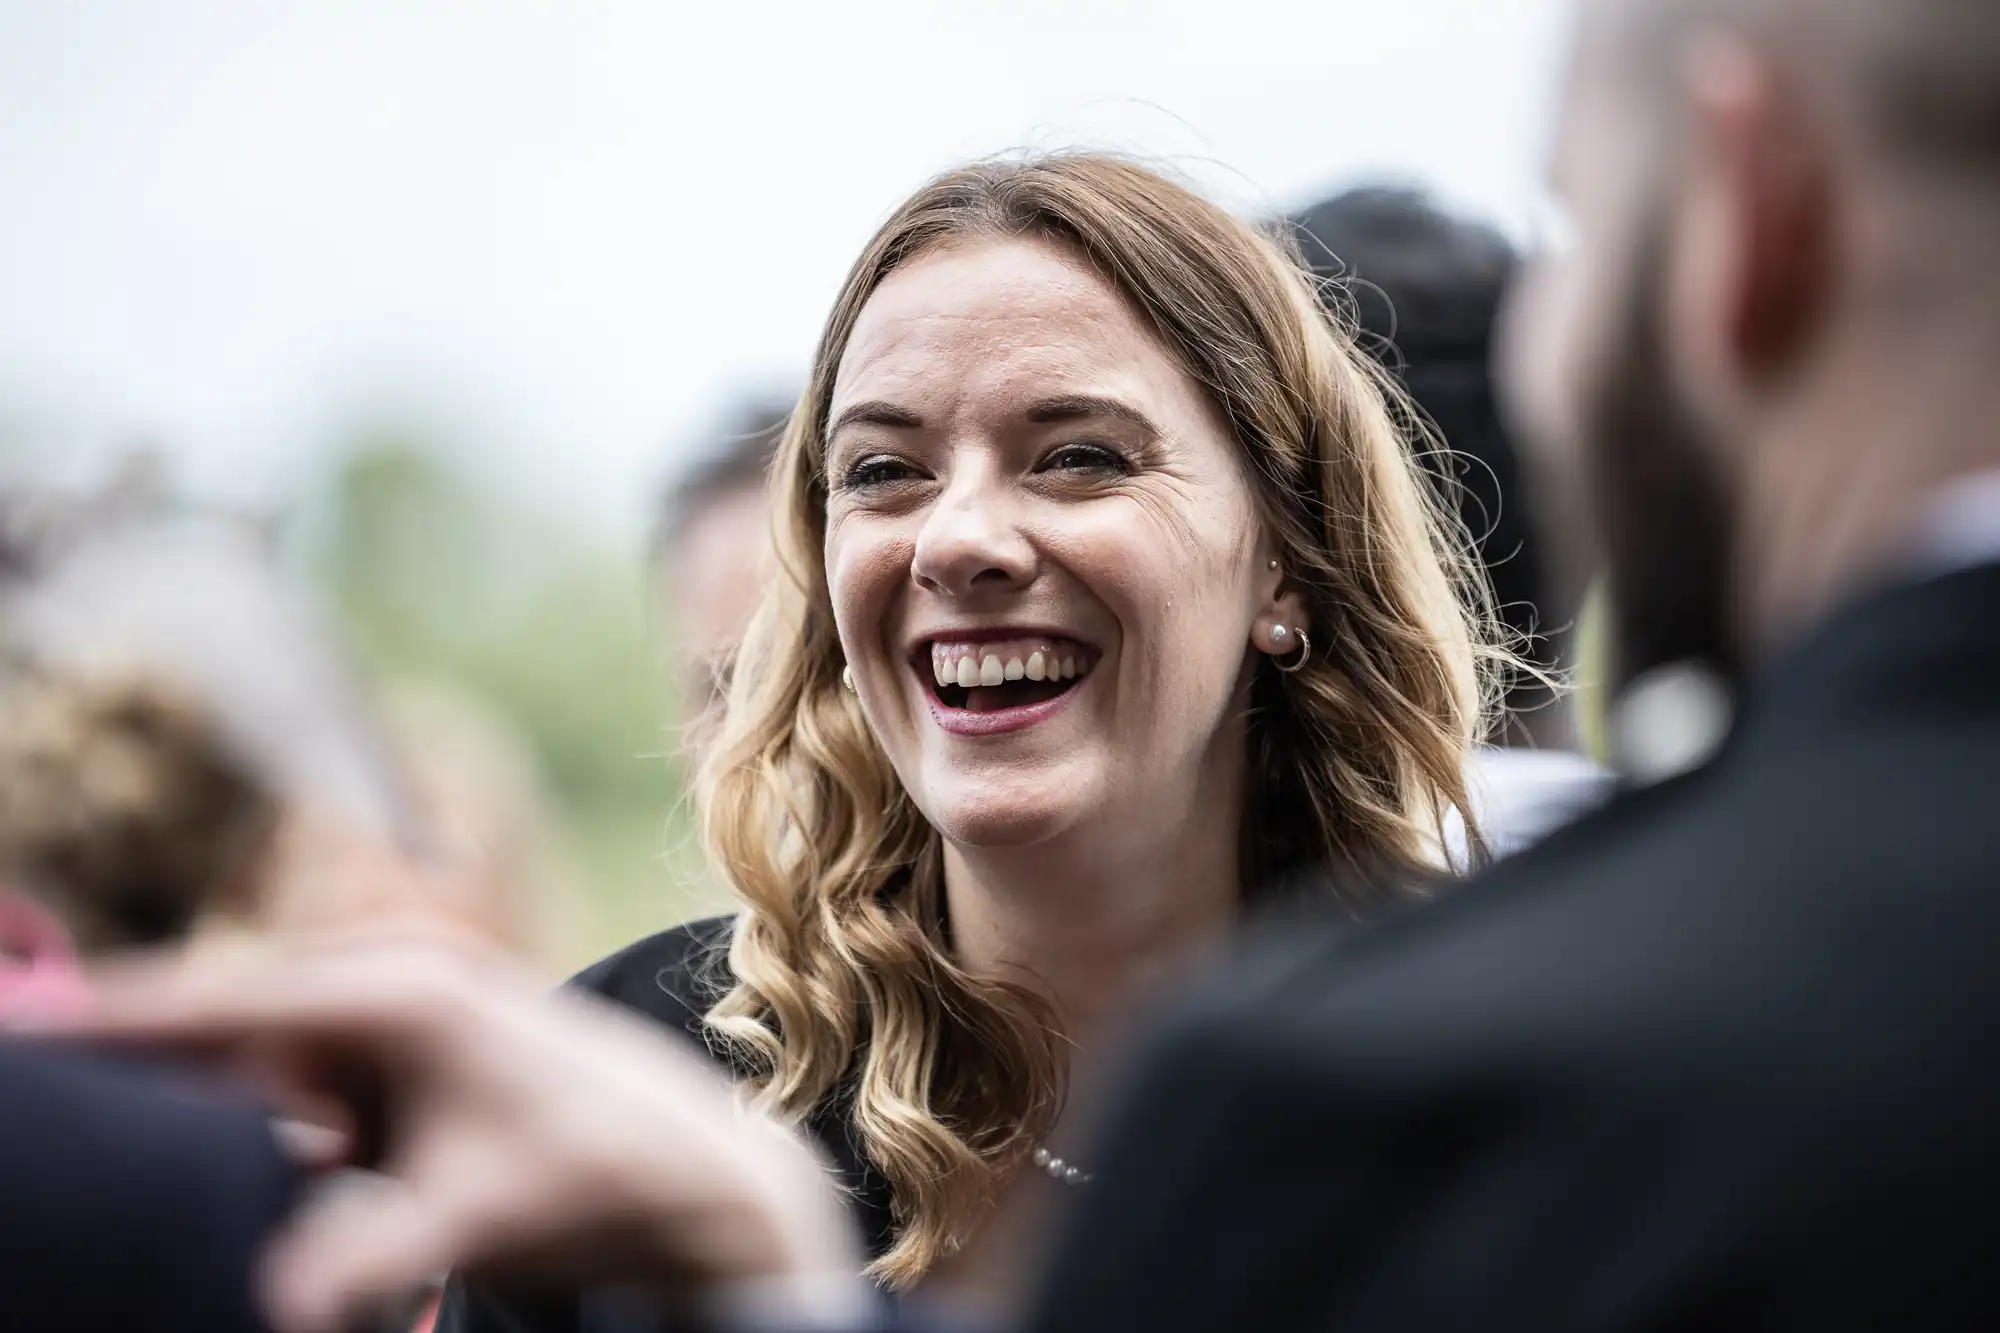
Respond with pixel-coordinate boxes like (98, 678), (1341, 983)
(435, 916), (895, 1333)
(1029, 561), (2000, 1333)
(0, 1042), (295, 1333)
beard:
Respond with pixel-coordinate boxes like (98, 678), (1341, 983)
(1567, 223), (1744, 695)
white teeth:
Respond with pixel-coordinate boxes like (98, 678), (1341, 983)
(931, 643), (1091, 693)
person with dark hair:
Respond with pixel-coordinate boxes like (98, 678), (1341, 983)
(652, 398), (792, 739)
(1291, 187), (1613, 851)
(1289, 188), (1544, 703)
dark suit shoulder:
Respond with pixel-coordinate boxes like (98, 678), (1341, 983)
(1223, 773), (1693, 1022)
(1046, 680), (2000, 1331)
(568, 914), (736, 1044)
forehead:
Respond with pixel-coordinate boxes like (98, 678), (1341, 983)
(830, 237), (1199, 417)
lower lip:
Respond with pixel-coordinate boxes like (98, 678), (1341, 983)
(922, 676), (1086, 737)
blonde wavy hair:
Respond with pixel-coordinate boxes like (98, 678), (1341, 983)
(697, 153), (1504, 1286)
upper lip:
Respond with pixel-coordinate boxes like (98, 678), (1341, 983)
(905, 624), (1097, 667)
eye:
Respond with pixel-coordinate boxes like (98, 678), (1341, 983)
(1040, 442), (1131, 477)
(838, 454), (923, 491)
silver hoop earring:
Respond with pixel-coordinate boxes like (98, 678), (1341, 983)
(841, 666), (856, 693)
(1272, 628), (1311, 675)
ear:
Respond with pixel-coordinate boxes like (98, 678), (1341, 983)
(1674, 33), (1832, 398)
(1251, 554), (1313, 659)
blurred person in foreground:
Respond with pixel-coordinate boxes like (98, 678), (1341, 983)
(20, 0), (2000, 1326)
(651, 399), (791, 745)
(0, 480), (564, 1328)
(1290, 187), (1615, 849)
(0, 479), (565, 1330)
(1032, 0), (2000, 1322)
(0, 488), (318, 1333)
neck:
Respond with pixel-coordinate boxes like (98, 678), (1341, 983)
(941, 752), (1246, 1056)
(1734, 316), (2000, 664)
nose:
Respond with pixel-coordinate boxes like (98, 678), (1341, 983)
(910, 467), (1035, 599)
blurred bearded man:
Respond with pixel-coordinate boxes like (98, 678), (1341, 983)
(1025, 0), (2000, 1328)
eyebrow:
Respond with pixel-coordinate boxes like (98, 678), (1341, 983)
(827, 400), (924, 437)
(825, 393), (1160, 441)
(1024, 394), (1159, 436)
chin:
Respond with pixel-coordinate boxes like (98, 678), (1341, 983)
(922, 769), (1096, 850)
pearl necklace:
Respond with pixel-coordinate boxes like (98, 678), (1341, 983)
(1031, 1146), (1093, 1186)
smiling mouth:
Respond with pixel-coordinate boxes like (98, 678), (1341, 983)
(922, 638), (1097, 715)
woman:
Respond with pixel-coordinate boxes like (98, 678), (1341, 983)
(446, 150), (1501, 1329)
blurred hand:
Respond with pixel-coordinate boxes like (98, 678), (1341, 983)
(16, 928), (862, 1333)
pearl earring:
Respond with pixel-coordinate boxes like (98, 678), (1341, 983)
(1272, 627), (1311, 674)
(841, 666), (855, 693)
(1268, 559), (1280, 572)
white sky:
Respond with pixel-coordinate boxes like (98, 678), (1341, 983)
(0, 0), (1574, 539)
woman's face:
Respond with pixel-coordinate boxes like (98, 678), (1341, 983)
(823, 237), (1298, 853)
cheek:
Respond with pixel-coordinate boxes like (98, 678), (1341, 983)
(1060, 489), (1260, 688)
(824, 515), (912, 663)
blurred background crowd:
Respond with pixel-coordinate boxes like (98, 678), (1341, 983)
(0, 0), (1580, 975)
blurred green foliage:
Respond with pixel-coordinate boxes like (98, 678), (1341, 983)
(306, 434), (719, 969)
